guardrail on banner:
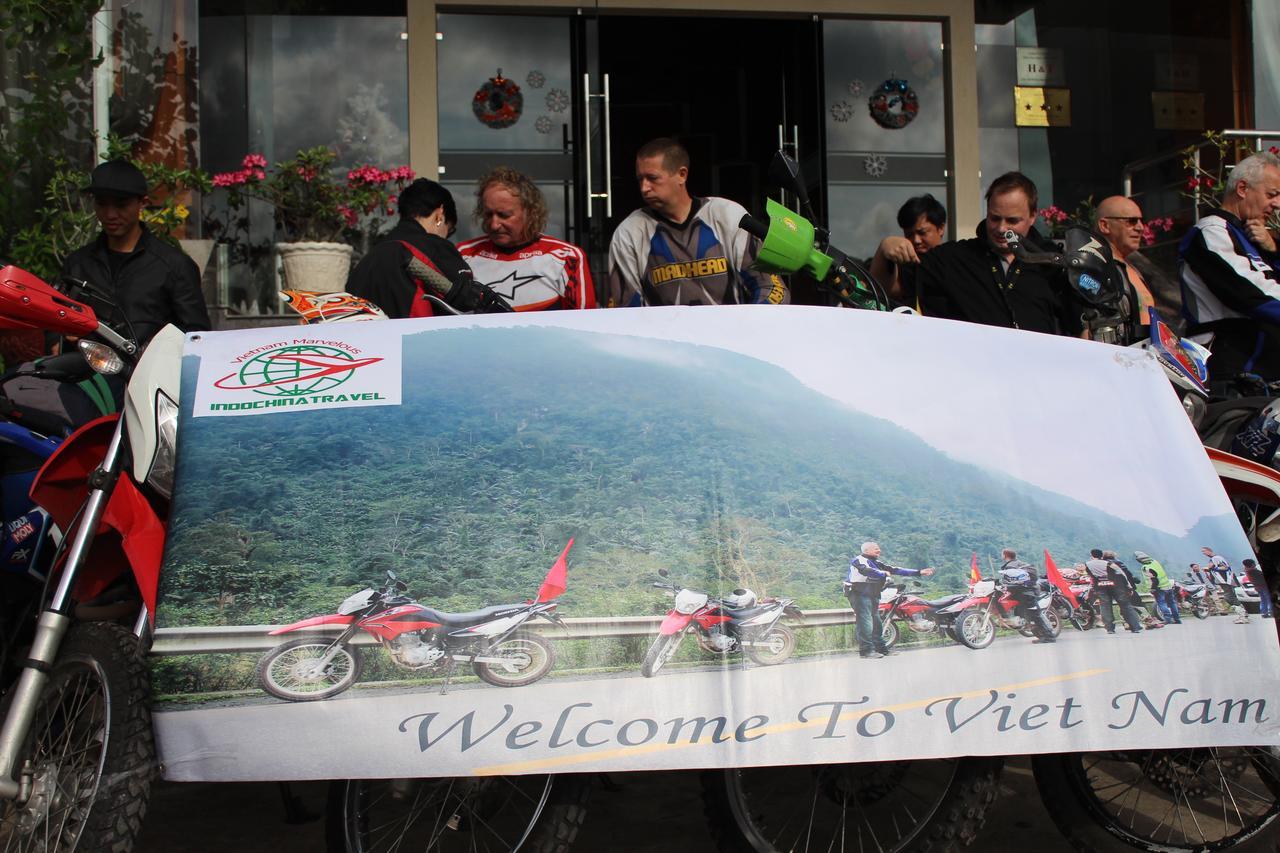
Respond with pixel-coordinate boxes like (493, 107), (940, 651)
(149, 608), (860, 655)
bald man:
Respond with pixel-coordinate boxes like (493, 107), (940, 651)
(1096, 195), (1183, 332)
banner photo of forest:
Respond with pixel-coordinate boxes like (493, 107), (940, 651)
(151, 307), (1280, 782)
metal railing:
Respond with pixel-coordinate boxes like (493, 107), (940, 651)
(149, 607), (863, 656)
(1121, 129), (1280, 221)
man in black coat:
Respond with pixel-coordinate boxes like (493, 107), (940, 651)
(346, 179), (509, 318)
(917, 171), (1081, 337)
(61, 160), (210, 346)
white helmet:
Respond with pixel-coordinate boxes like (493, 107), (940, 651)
(723, 588), (757, 609)
(1134, 551), (1151, 563)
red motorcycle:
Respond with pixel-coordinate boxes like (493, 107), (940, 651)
(258, 541), (574, 700)
(940, 572), (1060, 649)
(876, 581), (966, 648)
(641, 569), (802, 677)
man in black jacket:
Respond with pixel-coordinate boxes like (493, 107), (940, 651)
(61, 160), (210, 346)
(917, 172), (1081, 337)
(346, 179), (509, 318)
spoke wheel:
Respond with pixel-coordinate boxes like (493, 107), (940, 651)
(881, 619), (901, 650)
(640, 632), (684, 678)
(0, 622), (154, 853)
(1033, 748), (1280, 852)
(702, 757), (1002, 852)
(257, 637), (362, 702)
(473, 632), (555, 688)
(326, 774), (589, 853)
(955, 610), (995, 650)
(745, 625), (795, 666)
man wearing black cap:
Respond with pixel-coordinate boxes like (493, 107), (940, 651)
(60, 159), (210, 346)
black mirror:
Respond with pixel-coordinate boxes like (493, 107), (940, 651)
(767, 150), (814, 219)
(658, 568), (670, 578)
(395, 580), (408, 591)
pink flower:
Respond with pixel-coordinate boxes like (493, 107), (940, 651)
(242, 153), (268, 170)
(1160, 217), (1174, 231)
(1142, 226), (1156, 246)
(1185, 176), (1201, 191)
(1271, 146), (1280, 156)
(337, 204), (358, 227)
(212, 169), (254, 188)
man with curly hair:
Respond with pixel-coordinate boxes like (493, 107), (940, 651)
(457, 167), (595, 311)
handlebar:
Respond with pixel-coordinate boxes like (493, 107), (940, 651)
(739, 214), (770, 241)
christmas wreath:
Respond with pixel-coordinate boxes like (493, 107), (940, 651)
(868, 77), (919, 130)
(473, 70), (524, 129)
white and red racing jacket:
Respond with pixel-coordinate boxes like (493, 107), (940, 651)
(457, 234), (596, 311)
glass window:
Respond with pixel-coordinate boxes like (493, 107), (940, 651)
(436, 14), (576, 245)
(823, 19), (949, 260)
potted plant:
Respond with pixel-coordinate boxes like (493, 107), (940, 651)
(211, 147), (414, 293)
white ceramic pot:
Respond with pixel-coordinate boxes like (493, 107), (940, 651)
(276, 242), (354, 293)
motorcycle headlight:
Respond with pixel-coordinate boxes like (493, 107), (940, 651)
(145, 390), (180, 498)
(673, 589), (708, 614)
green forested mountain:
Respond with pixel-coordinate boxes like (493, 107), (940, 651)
(158, 325), (1239, 628)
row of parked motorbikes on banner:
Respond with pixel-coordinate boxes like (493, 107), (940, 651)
(3, 149), (1280, 853)
(877, 568), (1227, 651)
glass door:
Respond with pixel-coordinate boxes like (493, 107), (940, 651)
(581, 14), (825, 299)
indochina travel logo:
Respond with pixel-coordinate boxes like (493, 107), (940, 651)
(197, 335), (402, 417)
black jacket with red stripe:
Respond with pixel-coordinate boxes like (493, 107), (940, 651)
(345, 219), (473, 319)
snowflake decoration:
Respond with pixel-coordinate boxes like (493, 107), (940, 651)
(545, 88), (569, 113)
(863, 153), (888, 178)
(848, 79), (864, 96)
(535, 115), (554, 134)
(526, 70), (546, 89)
(829, 101), (854, 122)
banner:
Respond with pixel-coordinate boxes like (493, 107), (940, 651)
(152, 306), (1280, 781)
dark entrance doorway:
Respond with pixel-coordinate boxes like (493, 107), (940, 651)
(581, 15), (826, 297)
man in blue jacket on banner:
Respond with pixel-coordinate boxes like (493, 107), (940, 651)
(844, 541), (934, 659)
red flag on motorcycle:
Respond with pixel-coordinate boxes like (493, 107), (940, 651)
(1044, 549), (1079, 606)
(969, 552), (981, 585)
(537, 538), (573, 602)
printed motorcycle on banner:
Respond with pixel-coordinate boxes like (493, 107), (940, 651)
(151, 306), (1280, 782)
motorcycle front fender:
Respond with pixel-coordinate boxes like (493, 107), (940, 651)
(659, 612), (695, 635)
(269, 614), (357, 635)
(31, 414), (166, 620)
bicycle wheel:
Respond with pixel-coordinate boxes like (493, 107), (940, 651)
(1033, 748), (1280, 852)
(703, 757), (1002, 852)
(326, 773), (590, 853)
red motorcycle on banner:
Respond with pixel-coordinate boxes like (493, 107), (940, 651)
(258, 540), (574, 700)
(641, 569), (802, 677)
(941, 573), (1060, 649)
(876, 581), (966, 648)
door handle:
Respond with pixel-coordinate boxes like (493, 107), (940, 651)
(602, 73), (612, 218)
(583, 73), (594, 221)
(584, 73), (612, 218)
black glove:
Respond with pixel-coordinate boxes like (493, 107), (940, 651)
(446, 278), (513, 314)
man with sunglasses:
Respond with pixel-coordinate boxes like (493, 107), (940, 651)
(1095, 196), (1183, 332)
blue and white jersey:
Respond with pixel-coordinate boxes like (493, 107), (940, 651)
(846, 554), (919, 585)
